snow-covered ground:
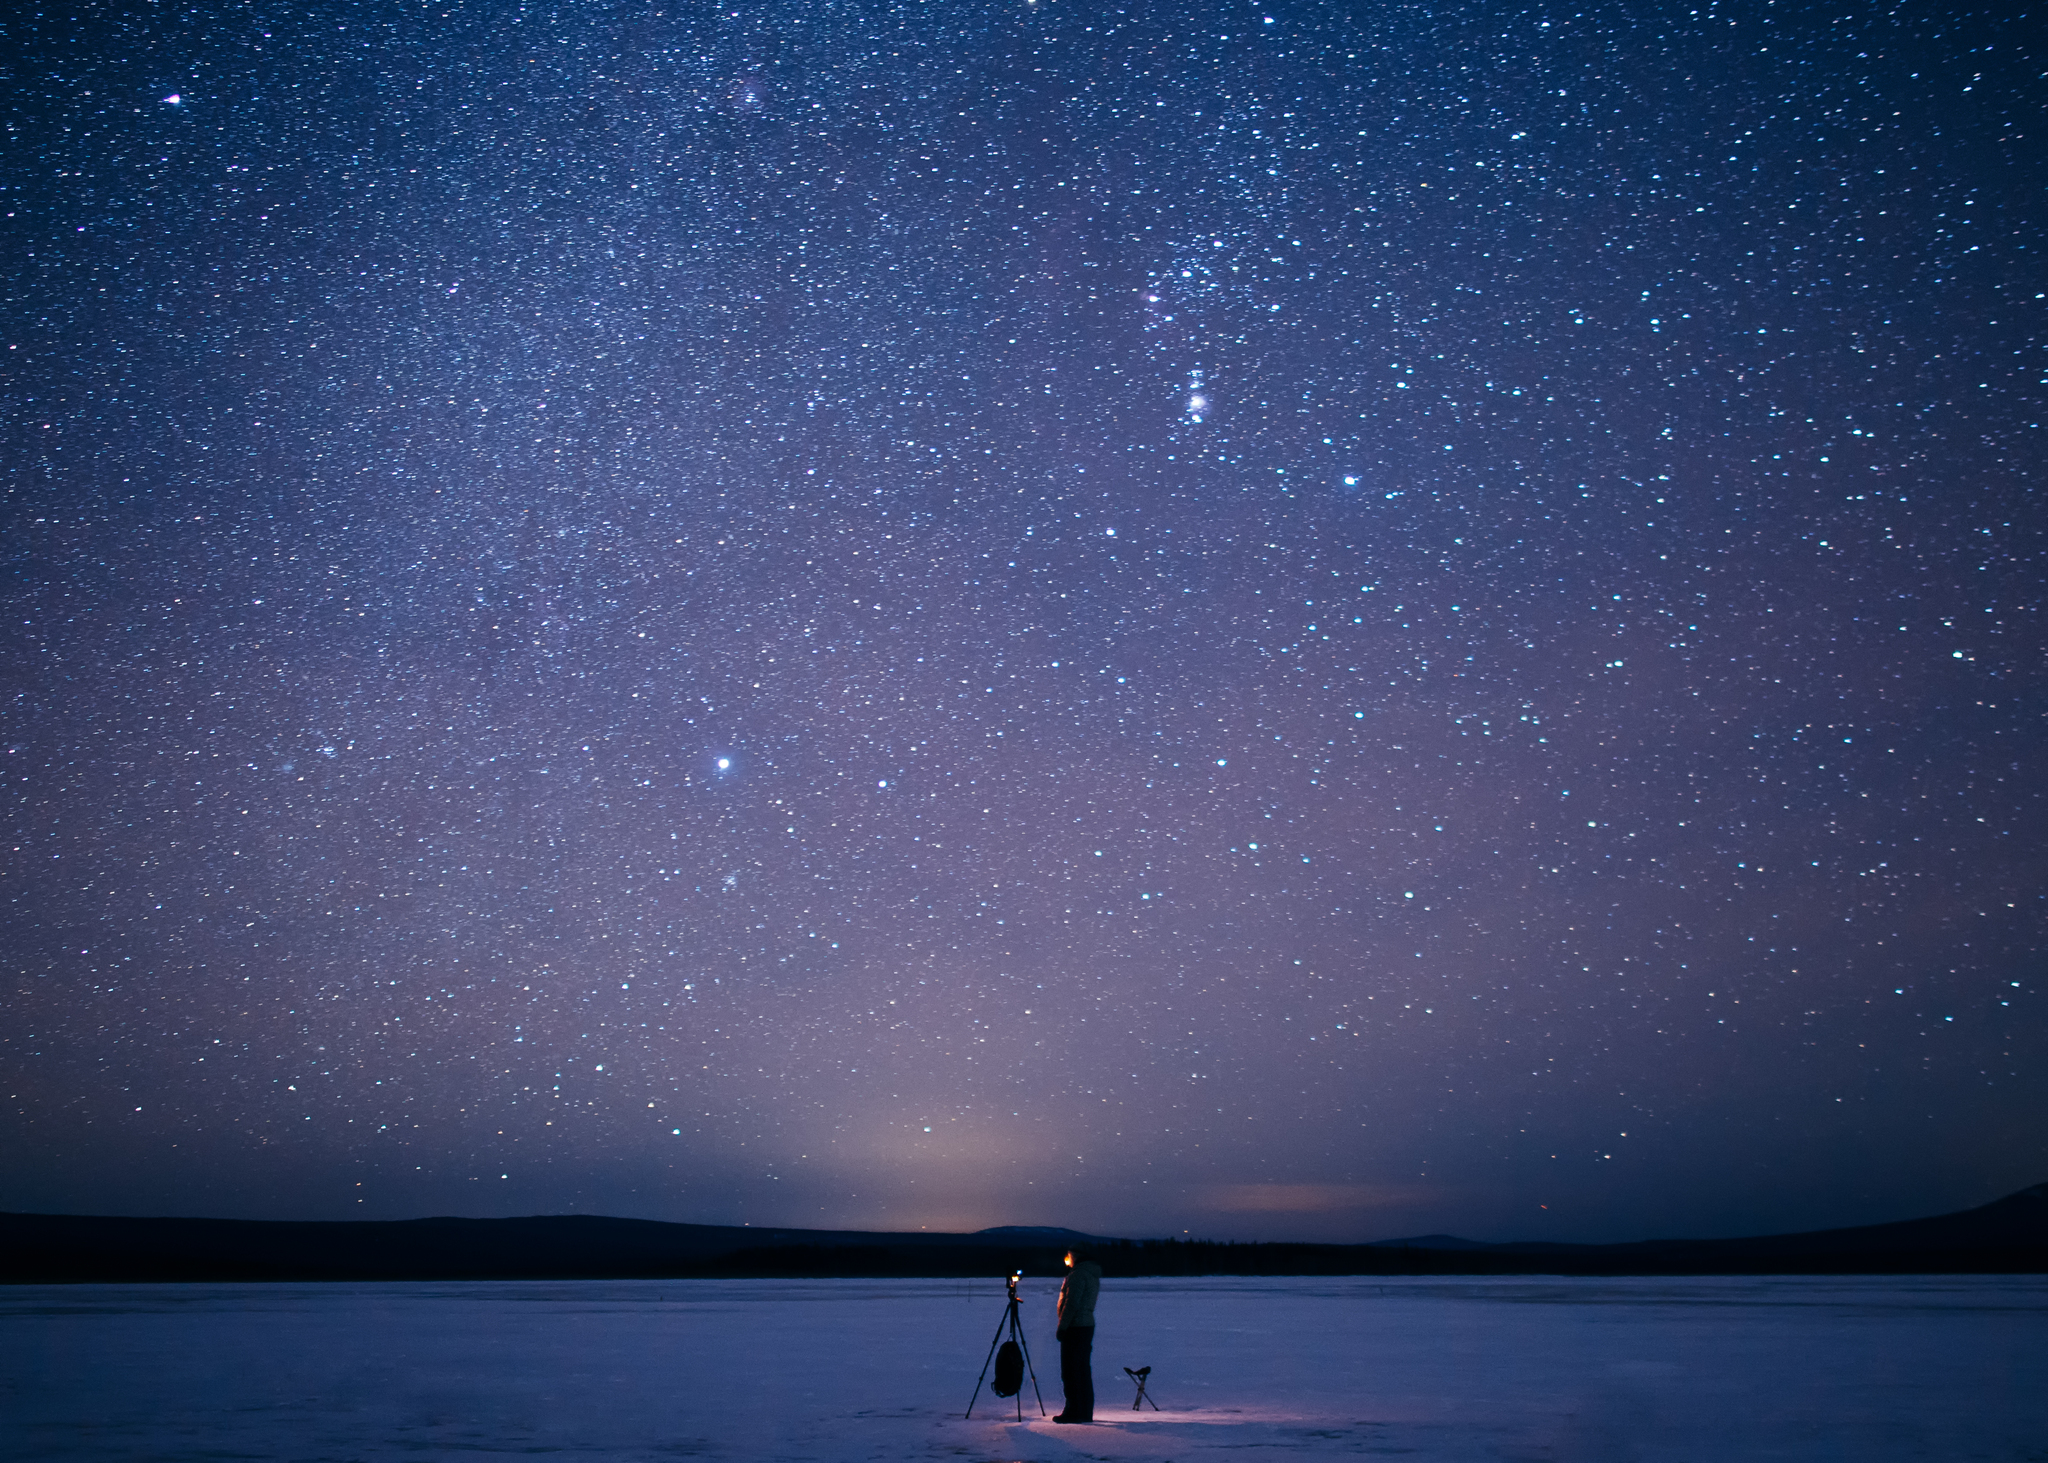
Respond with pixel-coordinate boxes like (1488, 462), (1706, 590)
(4, 1274), (2043, 1460)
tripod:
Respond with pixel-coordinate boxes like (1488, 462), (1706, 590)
(1124, 1365), (1161, 1411)
(964, 1271), (1046, 1421)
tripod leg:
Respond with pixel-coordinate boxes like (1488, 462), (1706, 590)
(1012, 1306), (1046, 1416)
(963, 1307), (1012, 1419)
(1009, 1299), (1027, 1421)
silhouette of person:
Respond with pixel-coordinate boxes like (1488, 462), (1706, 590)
(1053, 1246), (1101, 1423)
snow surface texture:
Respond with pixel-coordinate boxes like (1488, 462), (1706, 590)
(4, 1276), (2044, 1461)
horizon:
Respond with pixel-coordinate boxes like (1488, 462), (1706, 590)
(4, 0), (2042, 1247)
(10, 1175), (2037, 1252)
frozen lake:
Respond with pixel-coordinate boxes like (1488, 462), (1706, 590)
(3, 1274), (2043, 1461)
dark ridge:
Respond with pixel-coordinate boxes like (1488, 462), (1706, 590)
(1370, 1233), (1499, 1251)
(3, 1183), (2042, 1283)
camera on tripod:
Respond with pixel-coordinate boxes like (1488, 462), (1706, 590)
(964, 1270), (1044, 1420)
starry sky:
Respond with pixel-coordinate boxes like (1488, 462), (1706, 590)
(4, 0), (2042, 1245)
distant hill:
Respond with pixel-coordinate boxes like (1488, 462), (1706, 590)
(3, 1183), (2042, 1283)
(974, 1225), (1098, 1240)
(1402, 1181), (2048, 1267)
(1369, 1233), (1499, 1251)
(0, 1212), (1107, 1284)
(1338, 1181), (2043, 1275)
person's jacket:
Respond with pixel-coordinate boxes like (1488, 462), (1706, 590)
(1057, 1260), (1101, 1333)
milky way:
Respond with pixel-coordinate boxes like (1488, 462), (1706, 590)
(5, 0), (2041, 1242)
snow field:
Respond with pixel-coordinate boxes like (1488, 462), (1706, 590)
(3, 1274), (2044, 1461)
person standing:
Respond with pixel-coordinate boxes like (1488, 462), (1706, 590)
(1053, 1247), (1101, 1423)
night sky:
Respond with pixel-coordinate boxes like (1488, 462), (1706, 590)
(5, 0), (2042, 1245)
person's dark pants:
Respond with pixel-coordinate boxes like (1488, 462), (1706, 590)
(1057, 1326), (1095, 1420)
